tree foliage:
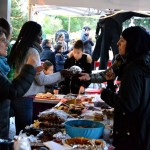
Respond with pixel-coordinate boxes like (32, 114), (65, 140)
(10, 0), (28, 40)
(135, 18), (150, 29)
(123, 17), (150, 30)
(55, 16), (98, 32)
(10, 0), (150, 40)
(42, 16), (63, 35)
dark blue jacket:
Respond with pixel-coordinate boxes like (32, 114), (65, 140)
(81, 33), (94, 55)
(55, 52), (65, 72)
(40, 46), (56, 71)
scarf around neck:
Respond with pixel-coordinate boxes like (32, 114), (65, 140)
(0, 56), (10, 76)
(33, 42), (43, 54)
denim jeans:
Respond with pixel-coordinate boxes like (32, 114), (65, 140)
(0, 99), (10, 139)
(11, 97), (33, 135)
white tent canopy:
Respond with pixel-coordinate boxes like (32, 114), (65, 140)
(29, 0), (150, 11)
(32, 5), (104, 16)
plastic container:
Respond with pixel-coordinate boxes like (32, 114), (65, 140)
(85, 88), (101, 94)
(64, 120), (104, 139)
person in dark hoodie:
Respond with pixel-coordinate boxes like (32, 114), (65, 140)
(40, 39), (56, 71)
(0, 28), (41, 139)
(79, 26), (150, 150)
(81, 26), (94, 56)
(55, 44), (66, 72)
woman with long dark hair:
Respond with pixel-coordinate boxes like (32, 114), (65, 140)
(8, 21), (63, 134)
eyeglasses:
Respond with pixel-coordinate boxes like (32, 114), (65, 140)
(0, 38), (9, 45)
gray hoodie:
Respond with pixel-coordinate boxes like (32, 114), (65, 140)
(15, 47), (62, 96)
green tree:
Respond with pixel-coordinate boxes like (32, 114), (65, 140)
(42, 16), (63, 35)
(10, 0), (28, 40)
(123, 17), (150, 30)
(135, 18), (150, 29)
(56, 16), (98, 32)
(55, 16), (68, 31)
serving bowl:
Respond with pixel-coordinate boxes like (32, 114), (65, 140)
(64, 119), (104, 139)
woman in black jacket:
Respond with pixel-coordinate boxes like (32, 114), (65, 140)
(80, 26), (150, 150)
(0, 29), (40, 139)
(101, 27), (150, 150)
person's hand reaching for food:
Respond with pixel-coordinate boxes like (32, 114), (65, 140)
(79, 86), (85, 94)
(105, 69), (115, 81)
(61, 66), (82, 78)
(79, 73), (91, 81)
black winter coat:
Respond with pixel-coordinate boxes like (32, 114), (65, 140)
(0, 64), (36, 138)
(101, 54), (150, 150)
(0, 65), (36, 100)
(63, 54), (91, 94)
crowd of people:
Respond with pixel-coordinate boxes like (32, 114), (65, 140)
(0, 17), (150, 150)
(0, 18), (93, 138)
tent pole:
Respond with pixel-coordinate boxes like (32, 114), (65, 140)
(28, 0), (32, 21)
(68, 16), (71, 33)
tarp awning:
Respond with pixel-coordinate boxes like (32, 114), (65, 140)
(29, 0), (150, 11)
(32, 5), (103, 16)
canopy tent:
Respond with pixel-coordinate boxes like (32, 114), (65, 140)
(31, 5), (106, 17)
(28, 0), (150, 21)
(29, 0), (150, 11)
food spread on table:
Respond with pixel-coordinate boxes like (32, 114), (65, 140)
(65, 137), (105, 148)
(18, 93), (114, 149)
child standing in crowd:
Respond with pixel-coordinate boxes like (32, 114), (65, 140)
(56, 33), (67, 52)
(43, 60), (54, 75)
(43, 60), (57, 94)
(55, 44), (65, 72)
(62, 40), (92, 94)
